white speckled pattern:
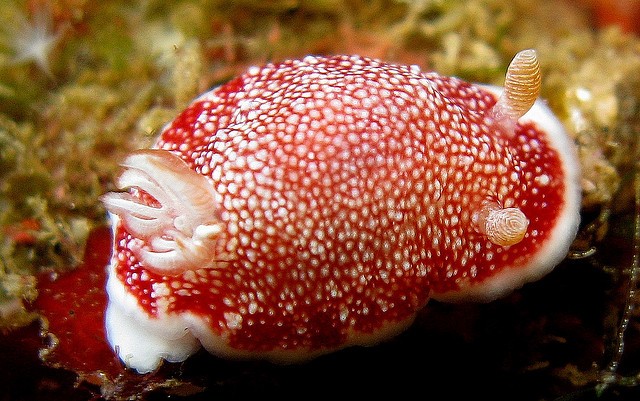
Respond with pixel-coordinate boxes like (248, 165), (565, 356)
(103, 54), (581, 373)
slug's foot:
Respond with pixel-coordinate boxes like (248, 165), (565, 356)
(101, 149), (224, 275)
(105, 273), (201, 373)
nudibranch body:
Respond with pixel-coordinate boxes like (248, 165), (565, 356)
(102, 50), (581, 373)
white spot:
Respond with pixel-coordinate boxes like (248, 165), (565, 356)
(224, 312), (243, 330)
(535, 174), (550, 186)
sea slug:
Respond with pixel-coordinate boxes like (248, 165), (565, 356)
(102, 50), (581, 373)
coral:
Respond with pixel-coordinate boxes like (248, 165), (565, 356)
(3, 3), (62, 75)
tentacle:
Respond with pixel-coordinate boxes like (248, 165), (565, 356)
(472, 200), (529, 247)
(489, 49), (541, 137)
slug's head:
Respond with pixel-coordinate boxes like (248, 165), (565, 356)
(472, 49), (541, 249)
(431, 49), (581, 302)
